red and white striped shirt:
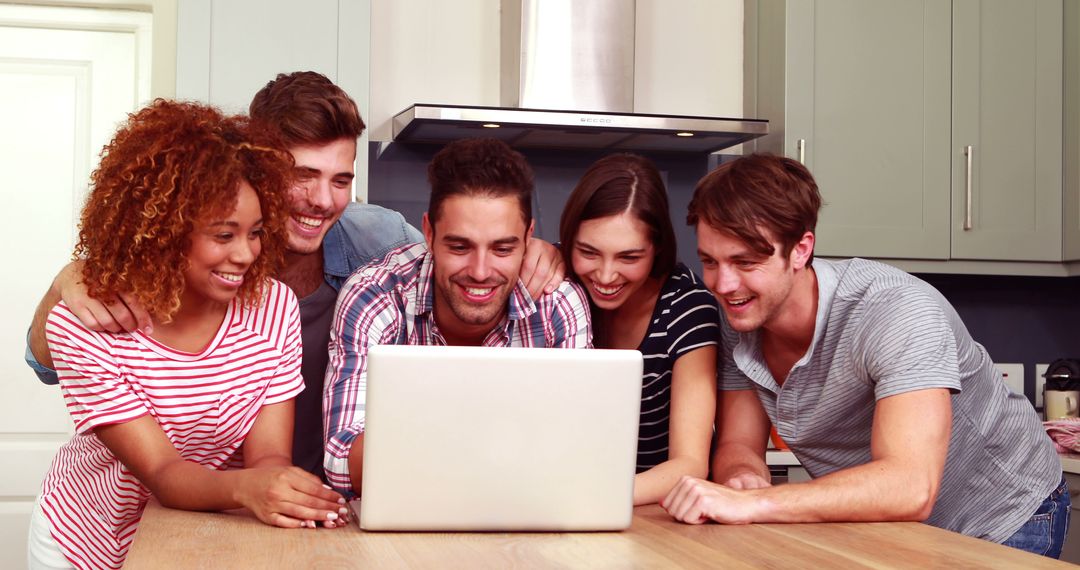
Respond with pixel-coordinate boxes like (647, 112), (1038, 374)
(40, 279), (303, 570)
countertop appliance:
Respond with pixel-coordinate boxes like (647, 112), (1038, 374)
(1044, 358), (1080, 420)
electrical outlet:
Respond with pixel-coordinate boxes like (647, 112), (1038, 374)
(995, 363), (1025, 397)
(1036, 363), (1050, 408)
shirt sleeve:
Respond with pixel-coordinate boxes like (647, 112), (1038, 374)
(25, 329), (59, 385)
(852, 286), (963, 400)
(45, 304), (149, 434)
(323, 272), (404, 496)
(664, 283), (720, 360)
(546, 280), (593, 348)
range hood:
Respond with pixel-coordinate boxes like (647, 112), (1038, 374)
(391, 0), (767, 154)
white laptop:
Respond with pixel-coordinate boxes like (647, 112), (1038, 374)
(356, 344), (643, 531)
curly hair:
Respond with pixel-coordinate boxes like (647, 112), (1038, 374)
(75, 99), (294, 322)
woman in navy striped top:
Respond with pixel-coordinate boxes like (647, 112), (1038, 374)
(559, 154), (720, 505)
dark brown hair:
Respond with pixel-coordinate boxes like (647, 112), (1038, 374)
(249, 71), (365, 147)
(559, 154), (676, 279)
(687, 153), (821, 265)
(427, 138), (534, 227)
(75, 99), (293, 322)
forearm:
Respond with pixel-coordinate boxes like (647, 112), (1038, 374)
(746, 457), (938, 523)
(711, 442), (770, 484)
(634, 455), (709, 506)
(149, 459), (249, 512)
(29, 284), (61, 368)
(346, 433), (365, 496)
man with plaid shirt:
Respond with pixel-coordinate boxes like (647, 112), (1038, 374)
(323, 138), (592, 496)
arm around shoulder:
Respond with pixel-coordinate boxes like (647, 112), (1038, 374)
(546, 280), (592, 349)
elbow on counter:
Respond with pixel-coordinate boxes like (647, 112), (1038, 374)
(901, 481), (940, 522)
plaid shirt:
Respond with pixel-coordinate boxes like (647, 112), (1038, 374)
(323, 242), (592, 494)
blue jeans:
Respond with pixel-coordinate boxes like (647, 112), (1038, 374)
(1001, 476), (1071, 558)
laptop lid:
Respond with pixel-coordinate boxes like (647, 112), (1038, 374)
(358, 345), (643, 531)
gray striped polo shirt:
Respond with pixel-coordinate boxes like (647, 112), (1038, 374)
(719, 257), (1060, 542)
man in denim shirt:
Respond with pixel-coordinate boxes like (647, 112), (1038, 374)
(25, 72), (565, 481)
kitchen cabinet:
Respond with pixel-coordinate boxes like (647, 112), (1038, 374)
(951, 0), (1062, 261)
(747, 0), (1080, 273)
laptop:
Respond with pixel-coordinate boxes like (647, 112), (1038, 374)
(356, 344), (643, 531)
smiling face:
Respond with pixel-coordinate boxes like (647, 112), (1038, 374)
(423, 193), (533, 342)
(695, 221), (812, 333)
(182, 181), (264, 311)
(284, 138), (355, 254)
(571, 213), (656, 312)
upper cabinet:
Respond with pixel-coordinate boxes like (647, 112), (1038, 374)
(951, 0), (1062, 261)
(747, 0), (1080, 274)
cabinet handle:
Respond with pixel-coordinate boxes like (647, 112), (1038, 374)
(963, 145), (973, 231)
(797, 139), (806, 164)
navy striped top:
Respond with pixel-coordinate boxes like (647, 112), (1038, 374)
(634, 263), (720, 471)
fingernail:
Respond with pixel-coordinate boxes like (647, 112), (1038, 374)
(327, 512), (338, 521)
(144, 325), (153, 334)
(322, 484), (332, 490)
(325, 521), (337, 529)
(338, 507), (349, 516)
(338, 498), (346, 505)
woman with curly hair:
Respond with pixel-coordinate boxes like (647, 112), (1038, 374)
(28, 100), (347, 570)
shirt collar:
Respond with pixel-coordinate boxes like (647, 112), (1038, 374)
(321, 220), (353, 280)
(732, 259), (841, 390)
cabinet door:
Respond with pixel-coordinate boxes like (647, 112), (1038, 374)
(951, 0), (1063, 261)
(786, 0), (951, 259)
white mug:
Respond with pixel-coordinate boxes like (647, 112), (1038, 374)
(1045, 389), (1080, 420)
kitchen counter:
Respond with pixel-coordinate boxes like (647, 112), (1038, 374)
(124, 500), (1071, 569)
(1060, 453), (1080, 475)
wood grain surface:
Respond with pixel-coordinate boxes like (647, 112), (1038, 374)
(124, 500), (1073, 569)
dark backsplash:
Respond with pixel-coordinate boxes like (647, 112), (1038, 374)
(368, 143), (1080, 405)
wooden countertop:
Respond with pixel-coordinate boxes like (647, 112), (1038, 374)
(124, 500), (1071, 569)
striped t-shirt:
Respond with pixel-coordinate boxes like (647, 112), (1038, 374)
(41, 279), (304, 569)
(633, 263), (719, 471)
(719, 258), (1060, 542)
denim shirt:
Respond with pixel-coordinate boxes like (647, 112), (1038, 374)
(25, 202), (422, 385)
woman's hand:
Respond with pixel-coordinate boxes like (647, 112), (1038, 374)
(233, 466), (350, 529)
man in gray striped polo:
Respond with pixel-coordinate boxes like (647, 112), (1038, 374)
(661, 153), (1067, 558)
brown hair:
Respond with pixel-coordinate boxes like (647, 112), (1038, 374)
(559, 154), (676, 279)
(687, 153), (821, 265)
(426, 138), (534, 227)
(249, 71), (365, 147)
(75, 99), (293, 322)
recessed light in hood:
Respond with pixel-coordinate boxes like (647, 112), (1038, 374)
(392, 104), (768, 154)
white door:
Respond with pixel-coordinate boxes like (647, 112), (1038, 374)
(0, 5), (149, 566)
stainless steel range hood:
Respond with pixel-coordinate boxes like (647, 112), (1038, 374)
(391, 0), (767, 154)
